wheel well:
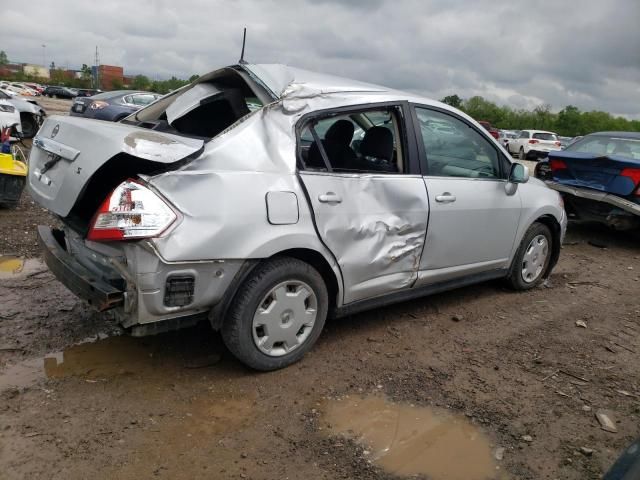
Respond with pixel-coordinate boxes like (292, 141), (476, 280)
(273, 248), (340, 313)
(535, 215), (561, 276)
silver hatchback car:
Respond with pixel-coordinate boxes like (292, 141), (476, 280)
(29, 64), (566, 370)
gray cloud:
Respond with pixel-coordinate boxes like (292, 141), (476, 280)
(3, 0), (639, 118)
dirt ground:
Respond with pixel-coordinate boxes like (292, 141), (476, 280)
(1, 109), (639, 479)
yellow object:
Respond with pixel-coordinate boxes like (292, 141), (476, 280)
(0, 152), (27, 177)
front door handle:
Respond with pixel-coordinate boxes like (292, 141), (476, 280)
(318, 192), (342, 204)
(435, 193), (456, 203)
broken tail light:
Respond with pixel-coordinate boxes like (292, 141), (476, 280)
(549, 159), (568, 172)
(87, 180), (177, 241)
(620, 168), (640, 196)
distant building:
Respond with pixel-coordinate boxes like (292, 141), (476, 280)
(23, 64), (50, 79)
(123, 75), (134, 88)
(0, 63), (24, 78)
(93, 64), (124, 90)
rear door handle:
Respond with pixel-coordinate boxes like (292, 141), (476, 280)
(318, 192), (342, 204)
(435, 193), (456, 203)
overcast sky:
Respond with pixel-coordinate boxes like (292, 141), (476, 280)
(3, 0), (639, 118)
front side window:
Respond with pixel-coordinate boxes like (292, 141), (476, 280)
(415, 107), (501, 179)
(298, 106), (405, 174)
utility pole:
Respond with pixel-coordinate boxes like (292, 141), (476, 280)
(94, 46), (100, 89)
(41, 44), (46, 68)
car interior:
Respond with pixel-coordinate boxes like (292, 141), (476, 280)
(124, 67), (266, 140)
(299, 108), (405, 173)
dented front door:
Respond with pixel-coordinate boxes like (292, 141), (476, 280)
(299, 172), (429, 304)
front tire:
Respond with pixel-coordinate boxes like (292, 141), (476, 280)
(221, 257), (328, 371)
(506, 222), (553, 290)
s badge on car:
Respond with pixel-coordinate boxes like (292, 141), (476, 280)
(51, 124), (60, 139)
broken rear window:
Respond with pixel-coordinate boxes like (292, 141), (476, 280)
(127, 68), (265, 140)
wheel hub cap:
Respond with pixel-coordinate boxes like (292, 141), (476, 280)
(521, 234), (549, 283)
(252, 281), (317, 357)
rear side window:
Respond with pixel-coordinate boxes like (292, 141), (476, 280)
(566, 136), (640, 159)
(533, 132), (557, 141)
(519, 131), (529, 138)
(415, 107), (501, 179)
(298, 106), (405, 174)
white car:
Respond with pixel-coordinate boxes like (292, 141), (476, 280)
(0, 99), (22, 137)
(508, 129), (562, 160)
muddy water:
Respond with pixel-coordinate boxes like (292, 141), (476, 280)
(325, 395), (500, 480)
(0, 256), (46, 279)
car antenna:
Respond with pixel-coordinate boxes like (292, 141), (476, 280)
(239, 27), (248, 64)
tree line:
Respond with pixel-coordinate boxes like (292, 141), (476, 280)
(441, 94), (640, 137)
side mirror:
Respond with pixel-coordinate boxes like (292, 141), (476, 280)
(509, 163), (529, 184)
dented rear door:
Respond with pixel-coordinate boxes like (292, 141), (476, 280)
(28, 116), (203, 217)
(300, 171), (429, 304)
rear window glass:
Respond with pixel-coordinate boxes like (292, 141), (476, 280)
(532, 132), (557, 140)
(566, 136), (640, 159)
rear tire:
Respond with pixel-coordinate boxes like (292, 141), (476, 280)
(221, 257), (328, 371)
(519, 148), (526, 160)
(506, 222), (553, 290)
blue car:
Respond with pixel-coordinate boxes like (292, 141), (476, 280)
(69, 90), (161, 122)
(535, 131), (640, 230)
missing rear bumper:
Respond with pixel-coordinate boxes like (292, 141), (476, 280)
(37, 225), (124, 311)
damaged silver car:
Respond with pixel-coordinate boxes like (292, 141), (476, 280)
(29, 64), (567, 370)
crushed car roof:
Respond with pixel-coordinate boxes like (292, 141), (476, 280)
(243, 64), (389, 99)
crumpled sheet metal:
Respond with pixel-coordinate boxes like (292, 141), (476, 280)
(300, 173), (429, 303)
(165, 83), (222, 125)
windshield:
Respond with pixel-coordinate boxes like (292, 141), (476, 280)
(565, 135), (640, 159)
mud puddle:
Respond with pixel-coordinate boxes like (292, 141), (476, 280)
(324, 395), (501, 480)
(0, 330), (224, 391)
(0, 256), (45, 279)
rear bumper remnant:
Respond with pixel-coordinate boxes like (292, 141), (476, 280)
(545, 181), (640, 217)
(37, 225), (124, 311)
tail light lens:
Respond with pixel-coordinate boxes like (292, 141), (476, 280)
(528, 139), (539, 144)
(90, 101), (108, 110)
(555, 141), (562, 147)
(87, 180), (177, 241)
(621, 168), (640, 196)
(549, 159), (568, 172)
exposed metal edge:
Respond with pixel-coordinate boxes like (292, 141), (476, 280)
(141, 240), (226, 265)
(334, 269), (508, 318)
(546, 181), (640, 216)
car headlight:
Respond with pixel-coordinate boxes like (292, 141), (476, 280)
(0, 104), (16, 113)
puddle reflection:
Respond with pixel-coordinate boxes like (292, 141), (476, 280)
(325, 395), (500, 480)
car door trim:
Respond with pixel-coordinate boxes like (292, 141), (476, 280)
(334, 268), (507, 318)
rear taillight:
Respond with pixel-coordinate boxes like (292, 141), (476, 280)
(528, 139), (539, 144)
(87, 180), (177, 241)
(555, 141), (562, 147)
(621, 168), (640, 196)
(90, 101), (108, 110)
(549, 159), (568, 172)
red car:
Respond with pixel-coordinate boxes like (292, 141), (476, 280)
(478, 120), (499, 140)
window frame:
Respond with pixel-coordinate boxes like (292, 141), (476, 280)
(410, 103), (511, 180)
(295, 101), (421, 176)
